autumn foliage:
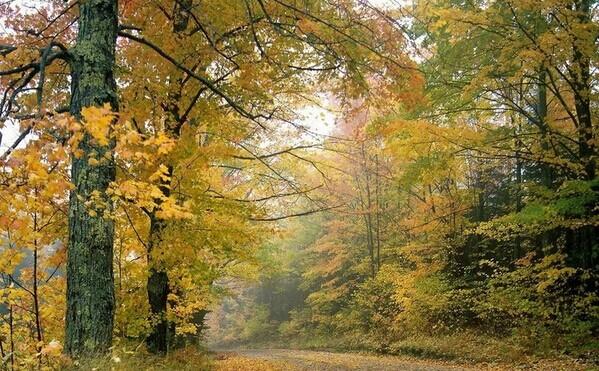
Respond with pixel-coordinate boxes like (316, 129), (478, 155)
(0, 0), (597, 369)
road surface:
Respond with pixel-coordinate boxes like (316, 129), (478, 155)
(214, 348), (475, 370)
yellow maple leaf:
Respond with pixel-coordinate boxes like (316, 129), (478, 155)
(81, 103), (116, 146)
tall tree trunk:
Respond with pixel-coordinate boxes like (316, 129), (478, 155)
(32, 207), (43, 369)
(65, 0), (119, 356)
(0, 334), (4, 362)
(145, 0), (192, 354)
(374, 154), (381, 271)
(146, 216), (171, 354)
(365, 171), (376, 275)
(358, 142), (376, 277)
(514, 125), (523, 260)
(9, 304), (14, 371)
(536, 70), (553, 188)
(573, 0), (595, 180)
(535, 71), (553, 256)
(569, 0), (596, 270)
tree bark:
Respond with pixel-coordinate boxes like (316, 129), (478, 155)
(572, 0), (595, 180)
(145, 0), (192, 354)
(357, 142), (376, 277)
(146, 217), (171, 354)
(32, 208), (43, 368)
(65, 0), (119, 356)
(374, 154), (381, 271)
(536, 70), (554, 188)
(9, 304), (14, 371)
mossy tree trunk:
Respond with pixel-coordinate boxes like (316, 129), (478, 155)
(65, 0), (119, 356)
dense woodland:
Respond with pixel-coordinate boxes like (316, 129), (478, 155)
(0, 0), (597, 369)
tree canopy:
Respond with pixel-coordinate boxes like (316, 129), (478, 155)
(0, 0), (597, 369)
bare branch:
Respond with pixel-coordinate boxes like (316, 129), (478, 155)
(249, 203), (344, 221)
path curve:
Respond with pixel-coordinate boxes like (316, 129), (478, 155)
(216, 348), (475, 371)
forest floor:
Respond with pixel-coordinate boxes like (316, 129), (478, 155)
(211, 348), (593, 371)
(64, 346), (594, 370)
(213, 348), (467, 370)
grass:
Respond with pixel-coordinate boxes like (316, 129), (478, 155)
(52, 346), (212, 370)
(45, 344), (290, 370)
(387, 333), (529, 363)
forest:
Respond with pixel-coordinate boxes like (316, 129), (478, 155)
(0, 0), (597, 370)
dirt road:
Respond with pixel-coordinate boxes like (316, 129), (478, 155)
(215, 348), (474, 370)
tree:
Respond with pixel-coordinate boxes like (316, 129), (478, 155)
(65, 0), (119, 356)
(113, 0), (418, 354)
(0, 0), (119, 356)
(206, 1), (597, 361)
